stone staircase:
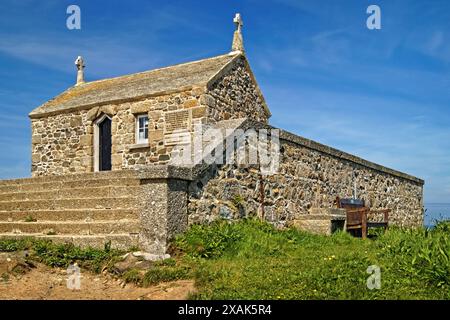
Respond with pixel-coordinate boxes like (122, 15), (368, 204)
(0, 171), (142, 250)
(289, 208), (347, 235)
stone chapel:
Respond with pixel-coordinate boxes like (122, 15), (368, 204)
(0, 14), (424, 254)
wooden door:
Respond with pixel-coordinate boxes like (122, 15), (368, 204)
(99, 117), (112, 171)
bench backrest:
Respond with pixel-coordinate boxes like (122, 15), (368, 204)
(336, 197), (365, 209)
(346, 208), (369, 226)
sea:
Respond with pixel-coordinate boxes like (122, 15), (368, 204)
(424, 203), (450, 228)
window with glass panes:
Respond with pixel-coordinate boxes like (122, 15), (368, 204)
(136, 115), (149, 144)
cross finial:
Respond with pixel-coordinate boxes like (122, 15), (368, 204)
(231, 13), (245, 53)
(74, 56), (85, 86)
(233, 13), (243, 32)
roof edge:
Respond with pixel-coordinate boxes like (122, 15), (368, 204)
(29, 53), (237, 119)
(29, 85), (206, 119)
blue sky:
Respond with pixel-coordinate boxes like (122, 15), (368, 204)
(0, 0), (449, 203)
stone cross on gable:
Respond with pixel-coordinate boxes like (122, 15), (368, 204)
(75, 56), (85, 86)
(231, 13), (245, 53)
(233, 13), (243, 33)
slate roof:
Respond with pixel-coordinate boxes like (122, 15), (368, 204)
(30, 53), (242, 118)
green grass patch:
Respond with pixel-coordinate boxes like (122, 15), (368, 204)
(122, 269), (143, 285)
(143, 265), (191, 286)
(1, 219), (449, 299)
(174, 218), (450, 300)
(24, 215), (37, 222)
(0, 238), (125, 274)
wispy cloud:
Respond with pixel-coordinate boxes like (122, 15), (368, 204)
(0, 2), (221, 79)
(0, 36), (164, 78)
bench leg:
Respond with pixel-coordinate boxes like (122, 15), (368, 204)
(362, 212), (368, 239)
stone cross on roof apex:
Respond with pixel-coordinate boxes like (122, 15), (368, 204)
(75, 56), (85, 86)
(233, 13), (243, 32)
(231, 13), (245, 54)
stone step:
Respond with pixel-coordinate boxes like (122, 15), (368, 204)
(0, 197), (137, 212)
(0, 178), (141, 194)
(0, 209), (139, 222)
(0, 186), (140, 202)
(0, 220), (140, 235)
(0, 170), (139, 187)
(0, 233), (139, 250)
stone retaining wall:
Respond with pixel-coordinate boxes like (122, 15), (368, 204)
(0, 168), (191, 254)
(187, 121), (424, 228)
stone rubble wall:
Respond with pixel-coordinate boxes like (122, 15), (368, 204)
(31, 89), (208, 176)
(206, 56), (270, 124)
(30, 57), (270, 176)
(187, 127), (424, 228)
(31, 111), (91, 176)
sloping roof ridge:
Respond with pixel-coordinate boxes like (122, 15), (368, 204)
(81, 52), (237, 87)
(29, 52), (240, 118)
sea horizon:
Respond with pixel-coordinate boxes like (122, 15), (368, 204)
(424, 202), (450, 227)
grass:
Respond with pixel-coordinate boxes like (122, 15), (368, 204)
(121, 261), (191, 287)
(143, 265), (191, 286)
(122, 269), (143, 285)
(0, 219), (449, 299)
(0, 239), (124, 274)
(0, 238), (191, 287)
(174, 218), (450, 300)
(1, 273), (10, 282)
(24, 215), (37, 222)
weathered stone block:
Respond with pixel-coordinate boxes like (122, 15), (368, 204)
(31, 135), (42, 144)
(149, 111), (162, 121)
(150, 130), (164, 142)
(131, 103), (150, 114)
(32, 154), (40, 163)
(112, 154), (123, 166)
(79, 135), (92, 147)
(199, 94), (215, 107)
(191, 106), (206, 119)
(86, 107), (99, 121)
(70, 116), (82, 127)
(183, 98), (198, 109)
(99, 105), (117, 116)
(81, 156), (93, 167)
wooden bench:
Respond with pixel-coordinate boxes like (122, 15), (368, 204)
(335, 197), (389, 239)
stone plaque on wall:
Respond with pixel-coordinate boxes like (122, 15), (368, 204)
(165, 110), (190, 133)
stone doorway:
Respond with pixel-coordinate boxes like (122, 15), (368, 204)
(94, 114), (112, 171)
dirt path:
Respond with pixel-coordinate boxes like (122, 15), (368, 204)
(0, 263), (195, 300)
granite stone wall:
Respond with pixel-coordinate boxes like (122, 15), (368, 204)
(30, 59), (270, 176)
(206, 56), (270, 124)
(31, 88), (210, 176)
(187, 130), (424, 228)
(31, 111), (91, 176)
